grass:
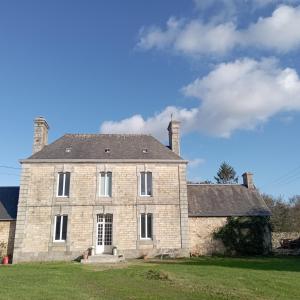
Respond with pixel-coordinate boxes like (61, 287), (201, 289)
(0, 257), (299, 300)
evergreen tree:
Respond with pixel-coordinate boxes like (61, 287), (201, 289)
(214, 162), (238, 184)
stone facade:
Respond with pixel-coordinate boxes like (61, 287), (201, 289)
(189, 217), (226, 256)
(13, 162), (189, 262)
(0, 221), (16, 256)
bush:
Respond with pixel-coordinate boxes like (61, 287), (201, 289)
(213, 216), (272, 255)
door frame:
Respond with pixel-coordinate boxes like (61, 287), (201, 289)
(95, 213), (113, 254)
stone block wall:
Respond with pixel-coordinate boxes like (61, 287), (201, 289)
(0, 221), (16, 256)
(13, 161), (189, 262)
(272, 232), (300, 249)
(189, 217), (226, 256)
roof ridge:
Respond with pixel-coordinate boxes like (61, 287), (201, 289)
(64, 133), (153, 137)
(0, 186), (20, 188)
(187, 183), (242, 186)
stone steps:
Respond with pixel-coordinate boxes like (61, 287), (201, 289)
(81, 254), (125, 264)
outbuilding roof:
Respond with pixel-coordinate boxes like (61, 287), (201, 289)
(187, 184), (271, 217)
(27, 134), (183, 161)
(0, 187), (19, 220)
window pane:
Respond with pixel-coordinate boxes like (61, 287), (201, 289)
(58, 173), (64, 196)
(107, 172), (112, 197)
(62, 216), (68, 240)
(141, 172), (145, 195)
(64, 173), (70, 196)
(100, 172), (105, 196)
(147, 214), (152, 239)
(147, 172), (152, 196)
(141, 214), (146, 238)
(55, 216), (61, 240)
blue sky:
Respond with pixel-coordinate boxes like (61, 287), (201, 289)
(1, 0), (300, 199)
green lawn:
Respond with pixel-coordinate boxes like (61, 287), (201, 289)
(0, 257), (299, 300)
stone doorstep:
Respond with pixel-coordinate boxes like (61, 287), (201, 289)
(81, 254), (125, 264)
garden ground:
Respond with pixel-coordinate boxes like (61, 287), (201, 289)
(0, 257), (299, 300)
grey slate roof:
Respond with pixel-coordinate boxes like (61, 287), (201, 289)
(187, 184), (271, 217)
(28, 134), (183, 160)
(0, 187), (19, 220)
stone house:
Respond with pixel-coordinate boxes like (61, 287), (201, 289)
(0, 117), (270, 263)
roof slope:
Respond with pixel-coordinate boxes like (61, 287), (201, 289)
(27, 134), (182, 161)
(187, 184), (271, 217)
(0, 187), (19, 220)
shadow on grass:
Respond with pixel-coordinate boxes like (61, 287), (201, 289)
(146, 256), (300, 272)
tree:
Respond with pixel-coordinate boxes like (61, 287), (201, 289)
(262, 193), (300, 232)
(214, 162), (238, 184)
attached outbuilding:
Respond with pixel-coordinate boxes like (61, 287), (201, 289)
(188, 174), (271, 256)
(0, 187), (19, 257)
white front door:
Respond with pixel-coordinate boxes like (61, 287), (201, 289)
(96, 214), (113, 254)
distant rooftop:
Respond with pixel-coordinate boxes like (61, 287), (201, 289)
(0, 187), (19, 220)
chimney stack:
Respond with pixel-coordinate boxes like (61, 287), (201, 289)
(33, 117), (49, 154)
(242, 172), (254, 189)
(168, 120), (180, 156)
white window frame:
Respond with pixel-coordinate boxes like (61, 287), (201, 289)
(139, 213), (152, 240)
(99, 172), (112, 197)
(57, 172), (70, 197)
(53, 215), (67, 242)
(140, 172), (152, 197)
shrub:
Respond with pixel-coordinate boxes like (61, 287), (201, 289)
(213, 216), (272, 255)
(145, 269), (169, 281)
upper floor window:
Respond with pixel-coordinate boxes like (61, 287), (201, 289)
(57, 172), (70, 197)
(140, 172), (152, 196)
(100, 172), (112, 197)
(140, 213), (152, 240)
(54, 215), (68, 242)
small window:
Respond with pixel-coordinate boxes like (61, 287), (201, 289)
(100, 172), (112, 197)
(140, 172), (152, 196)
(54, 215), (68, 242)
(140, 213), (152, 239)
(57, 172), (70, 197)
(65, 147), (72, 153)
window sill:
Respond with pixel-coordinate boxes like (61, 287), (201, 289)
(51, 241), (67, 248)
(138, 239), (153, 245)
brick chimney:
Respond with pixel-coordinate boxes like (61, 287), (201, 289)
(168, 120), (180, 156)
(242, 172), (254, 189)
(33, 117), (49, 154)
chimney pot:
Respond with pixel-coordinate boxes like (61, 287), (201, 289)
(33, 117), (49, 154)
(168, 120), (181, 156)
(242, 172), (254, 189)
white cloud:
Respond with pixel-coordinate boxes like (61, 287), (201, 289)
(100, 106), (198, 141)
(137, 5), (300, 56)
(188, 158), (205, 168)
(193, 0), (300, 12)
(245, 5), (300, 52)
(183, 57), (300, 136)
(100, 58), (300, 139)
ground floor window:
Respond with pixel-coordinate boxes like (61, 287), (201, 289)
(140, 213), (152, 239)
(54, 215), (68, 242)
